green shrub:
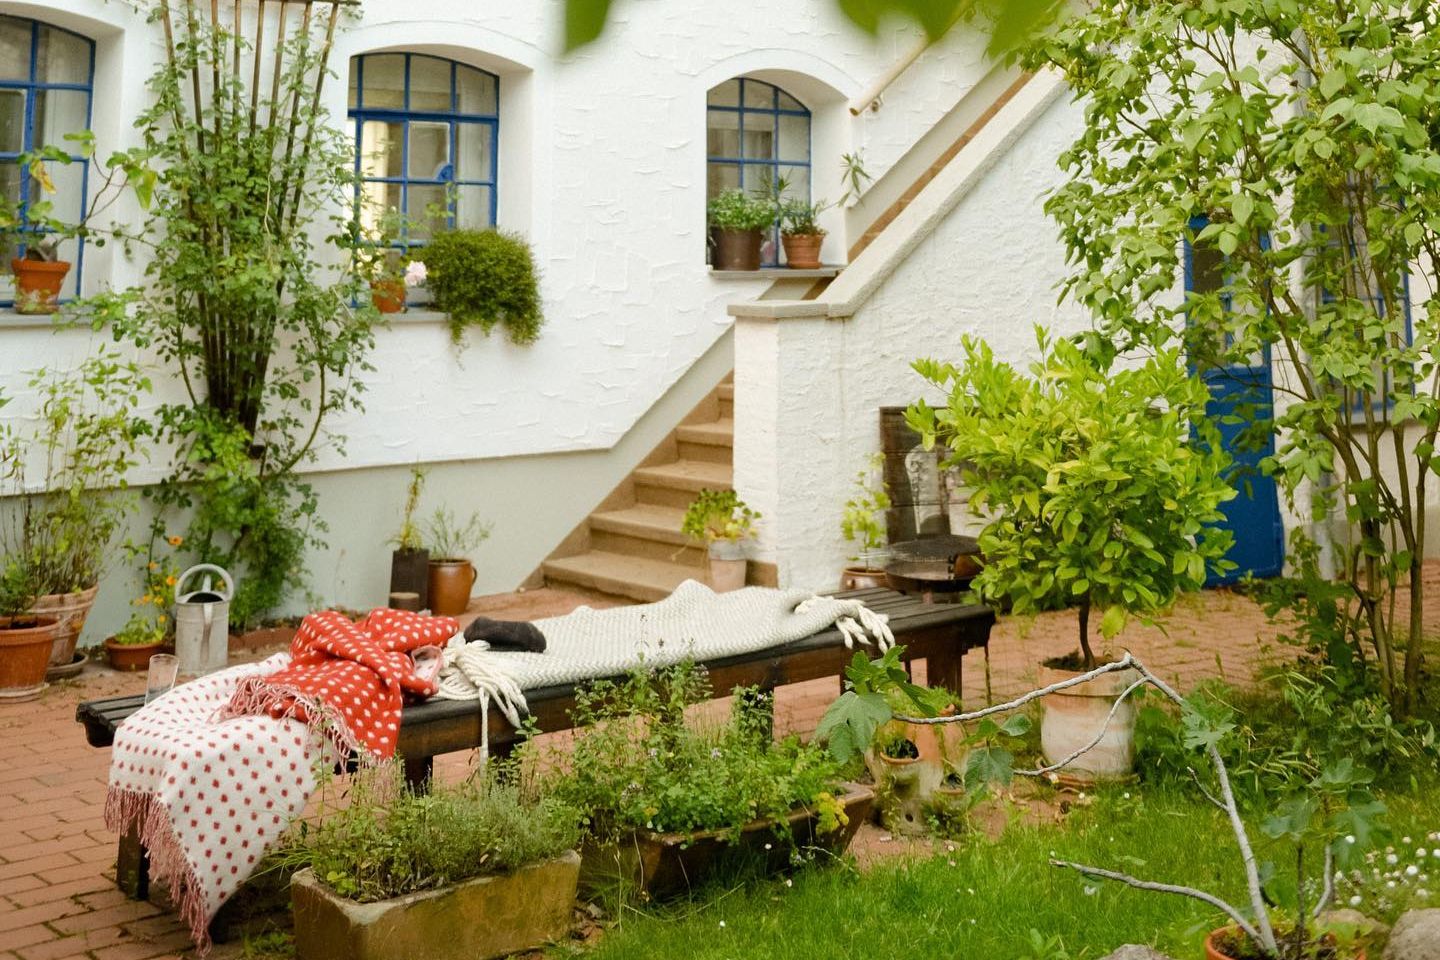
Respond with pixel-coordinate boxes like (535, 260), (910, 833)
(707, 190), (776, 232)
(418, 229), (544, 346)
(289, 763), (580, 903)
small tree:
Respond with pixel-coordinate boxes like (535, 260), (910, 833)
(1028, 0), (1440, 714)
(908, 327), (1235, 668)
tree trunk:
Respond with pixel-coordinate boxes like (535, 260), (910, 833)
(1078, 599), (1095, 670)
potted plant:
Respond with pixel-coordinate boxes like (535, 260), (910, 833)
(104, 614), (167, 672)
(546, 663), (872, 900)
(424, 506), (491, 616)
(707, 189), (776, 271)
(779, 197), (828, 269)
(680, 488), (759, 592)
(288, 763), (582, 960)
(387, 466), (429, 609)
(839, 453), (893, 590)
(351, 207), (427, 314)
(417, 228), (543, 345)
(0, 558), (59, 701)
(105, 539), (179, 671)
(907, 328), (1235, 782)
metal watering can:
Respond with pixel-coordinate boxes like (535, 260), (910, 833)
(174, 564), (235, 675)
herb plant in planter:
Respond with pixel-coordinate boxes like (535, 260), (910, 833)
(839, 453), (892, 590)
(288, 763), (582, 960)
(779, 197), (828, 269)
(545, 663), (870, 899)
(424, 506), (491, 616)
(707, 189), (776, 271)
(387, 466), (429, 609)
(104, 536), (180, 672)
(681, 488), (759, 593)
(908, 328), (1235, 781)
(417, 229), (543, 345)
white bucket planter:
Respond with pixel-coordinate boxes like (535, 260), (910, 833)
(1038, 662), (1139, 782)
(707, 539), (750, 593)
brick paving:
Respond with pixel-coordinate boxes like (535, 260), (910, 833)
(3, 573), (1436, 960)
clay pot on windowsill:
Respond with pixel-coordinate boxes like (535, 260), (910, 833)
(710, 228), (763, 271)
(11, 258), (72, 315)
(427, 558), (476, 616)
(781, 233), (824, 269)
(370, 278), (407, 314)
(105, 637), (165, 672)
(0, 616), (60, 701)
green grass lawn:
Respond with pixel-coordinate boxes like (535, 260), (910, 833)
(554, 785), (1437, 960)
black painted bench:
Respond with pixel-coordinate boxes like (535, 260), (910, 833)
(76, 588), (995, 899)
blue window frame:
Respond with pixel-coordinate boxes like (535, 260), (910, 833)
(348, 53), (499, 242)
(706, 77), (810, 266)
(0, 16), (96, 305)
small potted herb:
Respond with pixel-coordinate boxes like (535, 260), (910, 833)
(387, 466), (429, 609)
(424, 506), (491, 616)
(105, 540), (180, 671)
(680, 488), (759, 592)
(707, 189), (775, 270)
(779, 197), (828, 269)
(289, 764), (582, 960)
(839, 453), (892, 590)
(417, 229), (543, 345)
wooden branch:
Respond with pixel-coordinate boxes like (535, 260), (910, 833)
(1187, 766), (1227, 813)
(1013, 676), (1146, 778)
(893, 654), (1142, 727)
(1313, 843), (1335, 919)
(1050, 859), (1266, 947)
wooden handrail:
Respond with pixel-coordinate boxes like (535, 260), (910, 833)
(847, 4), (973, 116)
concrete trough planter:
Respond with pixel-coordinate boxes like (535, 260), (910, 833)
(291, 851), (581, 960)
(580, 782), (874, 900)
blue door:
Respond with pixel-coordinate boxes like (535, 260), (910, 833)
(1185, 220), (1285, 585)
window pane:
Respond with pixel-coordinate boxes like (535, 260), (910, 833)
(457, 67), (497, 115)
(407, 183), (449, 239)
(743, 121), (774, 162)
(706, 110), (739, 159)
(1191, 243), (1224, 293)
(707, 162), (740, 197)
(359, 54), (405, 110)
(33, 89), (89, 151)
(454, 185), (493, 228)
(0, 90), (23, 153)
(361, 180), (402, 224)
(36, 26), (90, 85)
(778, 90), (805, 112)
(0, 18), (29, 82)
(359, 120), (402, 178)
(777, 114), (808, 163)
(347, 61), (359, 111)
(454, 122), (493, 182)
(739, 163), (775, 194)
(707, 80), (739, 107)
(29, 159), (83, 213)
(408, 121), (451, 180)
(409, 56), (451, 112)
(778, 166), (808, 201)
(743, 80), (774, 109)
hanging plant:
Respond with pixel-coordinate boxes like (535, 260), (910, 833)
(417, 228), (545, 346)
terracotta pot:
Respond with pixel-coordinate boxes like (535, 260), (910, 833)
(781, 233), (824, 269)
(708, 556), (747, 593)
(390, 548), (430, 610)
(1038, 661), (1139, 782)
(711, 228), (763, 270)
(105, 637), (165, 672)
(1204, 927), (1365, 960)
(0, 617), (59, 701)
(370, 278), (406, 314)
(11, 258), (72, 314)
(839, 566), (888, 591)
(31, 584), (100, 669)
(427, 559), (476, 616)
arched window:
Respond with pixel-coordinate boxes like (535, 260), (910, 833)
(348, 53), (499, 242)
(706, 77), (810, 266)
(0, 16), (95, 304)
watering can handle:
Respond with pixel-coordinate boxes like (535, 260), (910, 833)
(177, 564), (235, 601)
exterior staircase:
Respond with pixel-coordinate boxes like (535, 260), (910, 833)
(541, 378), (735, 602)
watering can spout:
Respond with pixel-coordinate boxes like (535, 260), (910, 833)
(174, 564), (236, 676)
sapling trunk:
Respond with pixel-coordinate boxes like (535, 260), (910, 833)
(1077, 599), (1096, 670)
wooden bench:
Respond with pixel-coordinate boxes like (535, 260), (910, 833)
(75, 588), (994, 900)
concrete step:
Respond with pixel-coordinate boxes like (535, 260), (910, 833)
(590, 504), (706, 568)
(633, 459), (732, 509)
(542, 551), (700, 603)
(676, 418), (734, 463)
(717, 382), (734, 418)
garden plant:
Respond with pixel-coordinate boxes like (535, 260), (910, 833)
(417, 228), (545, 345)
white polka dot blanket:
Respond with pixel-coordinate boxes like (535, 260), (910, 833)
(104, 608), (458, 953)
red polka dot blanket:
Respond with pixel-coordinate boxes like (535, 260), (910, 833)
(104, 609), (458, 953)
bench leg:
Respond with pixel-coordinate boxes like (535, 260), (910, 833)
(403, 755), (434, 793)
(927, 649), (963, 699)
(116, 827), (149, 900)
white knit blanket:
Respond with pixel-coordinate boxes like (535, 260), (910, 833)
(435, 581), (893, 747)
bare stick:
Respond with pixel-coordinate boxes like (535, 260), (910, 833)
(1313, 843), (1335, 919)
(1050, 859), (1265, 947)
(1013, 676), (1147, 778)
(893, 655), (1141, 726)
(1187, 766), (1227, 812)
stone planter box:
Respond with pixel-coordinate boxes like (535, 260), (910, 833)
(291, 851), (580, 960)
(580, 782), (874, 900)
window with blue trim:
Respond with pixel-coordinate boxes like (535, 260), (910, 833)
(347, 53), (498, 243)
(0, 16), (95, 304)
(1317, 222), (1413, 413)
(706, 78), (810, 266)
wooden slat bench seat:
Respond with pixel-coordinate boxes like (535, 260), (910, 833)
(76, 589), (994, 900)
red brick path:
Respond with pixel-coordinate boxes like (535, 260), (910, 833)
(4, 574), (1434, 960)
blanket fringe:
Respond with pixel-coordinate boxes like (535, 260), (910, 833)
(219, 677), (368, 760)
(104, 787), (215, 955)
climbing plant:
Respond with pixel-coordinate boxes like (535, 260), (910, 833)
(1026, 0), (1440, 715)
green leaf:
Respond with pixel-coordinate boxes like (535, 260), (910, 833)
(563, 0), (613, 51)
(1099, 604), (1127, 638)
(963, 745), (1015, 789)
(815, 691), (892, 764)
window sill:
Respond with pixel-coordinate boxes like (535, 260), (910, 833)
(0, 310), (65, 330)
(709, 266), (844, 280)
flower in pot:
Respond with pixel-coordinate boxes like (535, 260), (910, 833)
(106, 539), (180, 671)
(839, 453), (892, 590)
(105, 613), (167, 672)
(290, 762), (582, 960)
(680, 488), (759, 593)
(707, 189), (776, 271)
(350, 206), (427, 315)
(424, 506), (491, 617)
(386, 466), (429, 609)
(907, 328), (1236, 782)
(778, 197), (828, 269)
